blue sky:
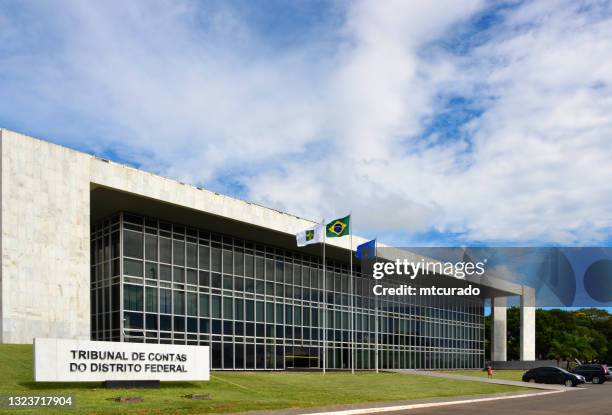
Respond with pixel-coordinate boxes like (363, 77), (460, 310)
(2, 0), (612, 249)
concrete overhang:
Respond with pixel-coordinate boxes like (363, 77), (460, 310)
(91, 185), (524, 298)
(85, 137), (527, 299)
(90, 185), (353, 263)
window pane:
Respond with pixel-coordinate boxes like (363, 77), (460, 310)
(146, 313), (157, 331)
(235, 299), (244, 320)
(236, 344), (245, 369)
(223, 343), (233, 369)
(199, 318), (210, 333)
(111, 232), (120, 258)
(160, 314), (171, 330)
(235, 276), (244, 291)
(124, 312), (143, 329)
(160, 264), (171, 281)
(186, 269), (197, 285)
(256, 280), (265, 295)
(174, 316), (185, 332)
(234, 251), (244, 276)
(174, 291), (185, 315)
(276, 304), (283, 324)
(266, 259), (274, 280)
(211, 247), (221, 272)
(111, 284), (120, 312)
(173, 267), (184, 283)
(124, 284), (143, 311)
(173, 240), (185, 266)
(123, 230), (143, 259)
(275, 261), (283, 282)
(187, 292), (198, 316)
(199, 246), (210, 270)
(266, 303), (274, 323)
(255, 256), (264, 279)
(211, 273), (221, 288)
(211, 296), (221, 318)
(186, 243), (197, 268)
(160, 289), (172, 314)
(187, 317), (198, 333)
(246, 300), (254, 321)
(145, 262), (157, 279)
(199, 271), (209, 286)
(256, 301), (264, 323)
(145, 234), (157, 261)
(160, 237), (172, 263)
(224, 297), (233, 319)
(199, 295), (209, 317)
(295, 306), (302, 325)
(124, 259), (143, 277)
(212, 343), (222, 369)
(245, 255), (254, 278)
(245, 278), (254, 293)
(145, 287), (157, 312)
(223, 249), (233, 274)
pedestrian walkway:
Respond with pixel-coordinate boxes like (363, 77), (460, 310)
(390, 369), (568, 390)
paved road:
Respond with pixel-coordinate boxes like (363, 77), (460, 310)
(385, 382), (612, 415)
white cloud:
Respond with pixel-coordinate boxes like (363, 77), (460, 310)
(1, 0), (612, 244)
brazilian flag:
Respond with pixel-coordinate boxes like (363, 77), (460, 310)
(326, 215), (350, 237)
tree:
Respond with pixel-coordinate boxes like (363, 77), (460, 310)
(485, 307), (611, 363)
(547, 335), (578, 366)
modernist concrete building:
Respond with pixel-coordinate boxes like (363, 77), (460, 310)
(0, 128), (535, 369)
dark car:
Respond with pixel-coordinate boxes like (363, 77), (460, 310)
(571, 364), (609, 384)
(522, 366), (585, 387)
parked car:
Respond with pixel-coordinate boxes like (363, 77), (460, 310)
(522, 366), (585, 387)
(571, 364), (609, 384)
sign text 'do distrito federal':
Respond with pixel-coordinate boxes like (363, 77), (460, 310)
(34, 338), (209, 382)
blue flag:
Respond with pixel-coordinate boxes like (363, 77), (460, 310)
(355, 239), (376, 260)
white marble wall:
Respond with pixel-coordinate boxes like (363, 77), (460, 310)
(1, 129), (91, 343)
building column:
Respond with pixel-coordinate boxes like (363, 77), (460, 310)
(520, 286), (536, 361)
(491, 297), (507, 361)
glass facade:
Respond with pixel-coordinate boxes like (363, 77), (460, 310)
(91, 212), (484, 370)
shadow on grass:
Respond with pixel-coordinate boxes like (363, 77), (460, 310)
(18, 381), (103, 390)
(18, 381), (203, 390)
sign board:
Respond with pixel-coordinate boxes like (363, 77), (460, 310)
(34, 338), (209, 382)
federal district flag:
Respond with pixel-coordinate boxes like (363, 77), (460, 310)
(326, 215), (350, 237)
(296, 223), (324, 247)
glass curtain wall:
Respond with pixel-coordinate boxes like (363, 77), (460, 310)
(90, 212), (484, 370)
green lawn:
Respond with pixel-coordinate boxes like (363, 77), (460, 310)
(0, 344), (525, 414)
(440, 370), (526, 382)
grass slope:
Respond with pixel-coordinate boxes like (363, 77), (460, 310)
(0, 344), (524, 414)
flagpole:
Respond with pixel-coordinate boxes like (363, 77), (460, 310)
(349, 213), (354, 374)
(322, 221), (326, 374)
(374, 240), (379, 373)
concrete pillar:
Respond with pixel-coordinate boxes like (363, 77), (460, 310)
(491, 297), (507, 361)
(520, 286), (536, 361)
